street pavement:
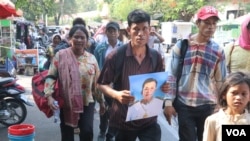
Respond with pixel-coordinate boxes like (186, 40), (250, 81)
(0, 74), (178, 141)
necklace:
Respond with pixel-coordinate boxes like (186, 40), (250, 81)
(140, 103), (148, 118)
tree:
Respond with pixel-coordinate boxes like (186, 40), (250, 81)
(107, 0), (210, 22)
(14, 0), (102, 26)
(56, 0), (77, 25)
(147, 0), (210, 21)
(245, 4), (250, 13)
(76, 0), (98, 12)
(13, 0), (78, 25)
(14, 0), (55, 22)
(109, 0), (151, 21)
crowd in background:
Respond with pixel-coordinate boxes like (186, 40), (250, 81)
(24, 5), (250, 141)
(38, 12), (168, 141)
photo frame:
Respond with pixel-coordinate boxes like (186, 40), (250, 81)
(126, 72), (168, 122)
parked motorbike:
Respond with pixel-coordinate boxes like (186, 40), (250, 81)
(0, 58), (17, 78)
(0, 77), (33, 126)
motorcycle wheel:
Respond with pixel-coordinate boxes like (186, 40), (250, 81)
(0, 99), (27, 126)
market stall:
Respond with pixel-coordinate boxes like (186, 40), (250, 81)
(0, 0), (22, 77)
(15, 49), (38, 75)
(0, 19), (14, 59)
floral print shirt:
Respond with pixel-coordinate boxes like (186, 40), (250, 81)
(44, 50), (104, 105)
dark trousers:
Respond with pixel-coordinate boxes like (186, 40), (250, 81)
(115, 122), (161, 141)
(60, 102), (95, 141)
(99, 95), (117, 140)
(173, 98), (215, 141)
(99, 95), (113, 132)
(99, 107), (109, 133)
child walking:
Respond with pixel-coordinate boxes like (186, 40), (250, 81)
(203, 71), (250, 141)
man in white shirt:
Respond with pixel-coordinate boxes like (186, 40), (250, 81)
(147, 26), (165, 48)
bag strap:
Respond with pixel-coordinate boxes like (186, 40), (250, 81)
(176, 39), (189, 95)
(227, 44), (235, 74)
(113, 45), (127, 89)
(149, 47), (158, 71)
(32, 71), (48, 97)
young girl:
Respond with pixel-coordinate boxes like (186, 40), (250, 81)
(203, 71), (250, 141)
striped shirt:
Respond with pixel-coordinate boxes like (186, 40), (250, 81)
(166, 39), (227, 107)
(97, 42), (164, 130)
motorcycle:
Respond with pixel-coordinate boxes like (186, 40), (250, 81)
(0, 77), (33, 126)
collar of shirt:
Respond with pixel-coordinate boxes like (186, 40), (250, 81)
(105, 40), (122, 57)
(126, 42), (152, 58)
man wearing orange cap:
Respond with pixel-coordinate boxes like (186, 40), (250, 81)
(163, 6), (227, 141)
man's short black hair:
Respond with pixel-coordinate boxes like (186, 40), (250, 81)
(127, 9), (150, 27)
(72, 17), (86, 27)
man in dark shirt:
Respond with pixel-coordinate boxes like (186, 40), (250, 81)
(94, 21), (123, 141)
(97, 9), (169, 141)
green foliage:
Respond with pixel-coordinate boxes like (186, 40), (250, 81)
(109, 0), (151, 21)
(13, 0), (77, 25)
(92, 16), (102, 23)
(110, 0), (136, 21)
(108, 0), (210, 22)
(14, 0), (56, 21)
(76, 0), (97, 12)
(242, 2), (250, 13)
(13, 0), (102, 25)
(192, 25), (198, 34)
(104, 0), (113, 4)
(63, 0), (78, 15)
(14, 0), (247, 26)
(160, 0), (208, 21)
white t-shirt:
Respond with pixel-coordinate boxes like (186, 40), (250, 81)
(105, 40), (120, 57)
(147, 35), (157, 48)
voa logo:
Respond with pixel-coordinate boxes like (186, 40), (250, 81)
(226, 129), (247, 136)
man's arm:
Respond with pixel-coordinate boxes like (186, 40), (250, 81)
(97, 84), (134, 105)
(163, 41), (183, 125)
(152, 31), (165, 43)
(214, 48), (227, 94)
(97, 84), (118, 99)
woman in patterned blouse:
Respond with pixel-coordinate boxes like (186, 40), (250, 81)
(44, 25), (105, 141)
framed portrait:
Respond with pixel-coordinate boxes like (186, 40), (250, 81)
(126, 72), (168, 122)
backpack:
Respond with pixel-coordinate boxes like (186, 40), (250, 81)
(113, 44), (158, 89)
(175, 39), (188, 95)
(163, 39), (188, 108)
(31, 70), (64, 118)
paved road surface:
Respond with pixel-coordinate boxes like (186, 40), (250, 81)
(0, 75), (178, 141)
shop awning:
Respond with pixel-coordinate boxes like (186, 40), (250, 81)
(0, 0), (22, 19)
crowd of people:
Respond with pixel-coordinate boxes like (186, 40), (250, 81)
(35, 5), (250, 141)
